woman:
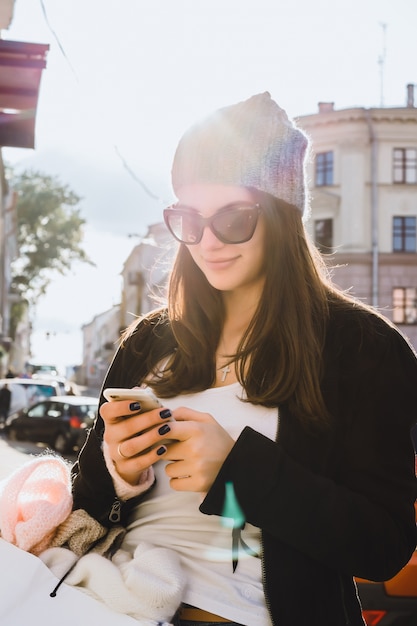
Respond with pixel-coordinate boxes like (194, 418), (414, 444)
(72, 93), (417, 626)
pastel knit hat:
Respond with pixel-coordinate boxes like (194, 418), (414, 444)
(171, 92), (309, 214)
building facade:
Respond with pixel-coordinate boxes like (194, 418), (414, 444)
(80, 222), (176, 387)
(0, 6), (49, 375)
(80, 305), (121, 389)
(80, 88), (417, 379)
(298, 87), (417, 349)
(120, 222), (175, 331)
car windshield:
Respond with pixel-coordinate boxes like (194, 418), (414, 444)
(7, 382), (57, 414)
(29, 364), (59, 377)
(81, 404), (97, 416)
(25, 384), (56, 401)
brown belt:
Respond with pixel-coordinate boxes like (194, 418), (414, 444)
(179, 605), (231, 623)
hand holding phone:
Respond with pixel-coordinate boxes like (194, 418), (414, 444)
(103, 387), (176, 453)
(103, 387), (162, 411)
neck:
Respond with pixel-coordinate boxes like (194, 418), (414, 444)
(215, 294), (260, 386)
(216, 334), (238, 386)
(221, 280), (264, 319)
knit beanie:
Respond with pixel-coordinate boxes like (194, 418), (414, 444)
(171, 92), (309, 214)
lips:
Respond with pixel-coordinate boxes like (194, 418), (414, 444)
(203, 256), (239, 269)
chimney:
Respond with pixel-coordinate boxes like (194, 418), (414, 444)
(318, 102), (334, 114)
(406, 84), (415, 108)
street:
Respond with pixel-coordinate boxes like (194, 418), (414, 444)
(0, 384), (99, 482)
(0, 431), (77, 482)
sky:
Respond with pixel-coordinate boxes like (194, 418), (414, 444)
(3, 0), (417, 373)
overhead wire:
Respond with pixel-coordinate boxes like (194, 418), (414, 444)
(39, 0), (79, 83)
(38, 0), (164, 205)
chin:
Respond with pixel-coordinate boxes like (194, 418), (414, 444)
(203, 275), (237, 291)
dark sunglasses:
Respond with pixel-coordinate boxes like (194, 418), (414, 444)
(163, 203), (262, 245)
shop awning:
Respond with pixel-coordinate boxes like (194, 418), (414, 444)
(0, 39), (49, 148)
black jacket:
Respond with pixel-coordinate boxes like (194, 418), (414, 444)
(72, 306), (417, 626)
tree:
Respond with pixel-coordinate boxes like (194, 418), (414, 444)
(7, 168), (94, 336)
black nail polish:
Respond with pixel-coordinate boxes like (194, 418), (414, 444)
(156, 446), (167, 456)
(158, 423), (171, 436)
(160, 409), (172, 419)
(129, 401), (141, 411)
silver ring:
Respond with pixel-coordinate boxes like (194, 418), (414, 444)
(117, 443), (129, 459)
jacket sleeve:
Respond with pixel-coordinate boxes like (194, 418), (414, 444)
(200, 321), (417, 581)
(71, 334), (154, 528)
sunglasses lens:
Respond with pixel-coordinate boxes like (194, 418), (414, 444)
(164, 205), (260, 244)
(213, 208), (259, 243)
(165, 212), (202, 244)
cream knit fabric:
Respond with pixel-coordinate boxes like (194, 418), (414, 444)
(0, 455), (185, 625)
(41, 541), (185, 625)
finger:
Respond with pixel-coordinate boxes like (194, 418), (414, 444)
(164, 462), (200, 492)
(116, 421), (175, 458)
(115, 439), (167, 461)
(169, 475), (195, 491)
(102, 402), (172, 434)
(111, 442), (168, 485)
(100, 399), (143, 423)
(171, 407), (214, 423)
(164, 459), (190, 480)
(103, 408), (172, 460)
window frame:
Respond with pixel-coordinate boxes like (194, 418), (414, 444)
(392, 216), (417, 253)
(392, 287), (417, 325)
(393, 148), (417, 184)
(315, 151), (334, 186)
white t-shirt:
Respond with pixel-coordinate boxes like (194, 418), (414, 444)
(121, 383), (277, 626)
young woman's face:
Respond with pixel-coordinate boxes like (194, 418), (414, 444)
(174, 183), (266, 298)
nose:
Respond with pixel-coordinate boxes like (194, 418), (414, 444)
(199, 224), (224, 248)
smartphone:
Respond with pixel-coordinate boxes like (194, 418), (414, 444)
(102, 387), (176, 453)
(103, 387), (162, 411)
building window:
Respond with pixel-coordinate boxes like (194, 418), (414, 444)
(393, 216), (416, 252)
(393, 148), (417, 184)
(316, 151), (333, 186)
(314, 218), (333, 252)
(393, 287), (417, 324)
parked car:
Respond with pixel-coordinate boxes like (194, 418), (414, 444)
(5, 395), (98, 454)
(0, 377), (66, 416)
(35, 375), (81, 396)
(27, 363), (60, 378)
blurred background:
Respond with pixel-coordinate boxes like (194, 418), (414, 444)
(0, 0), (416, 387)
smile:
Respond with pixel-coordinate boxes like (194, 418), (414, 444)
(203, 257), (239, 269)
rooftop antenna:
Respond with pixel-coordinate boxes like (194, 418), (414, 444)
(378, 22), (387, 107)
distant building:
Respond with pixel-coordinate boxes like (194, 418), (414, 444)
(80, 222), (176, 386)
(80, 305), (120, 389)
(120, 222), (175, 331)
(298, 85), (417, 349)
(0, 11), (49, 375)
(80, 86), (417, 380)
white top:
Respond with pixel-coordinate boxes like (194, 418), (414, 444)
(120, 383), (277, 626)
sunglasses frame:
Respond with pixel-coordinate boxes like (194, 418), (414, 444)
(163, 203), (262, 245)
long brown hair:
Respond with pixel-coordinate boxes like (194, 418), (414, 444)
(121, 190), (378, 424)
(139, 190), (350, 423)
